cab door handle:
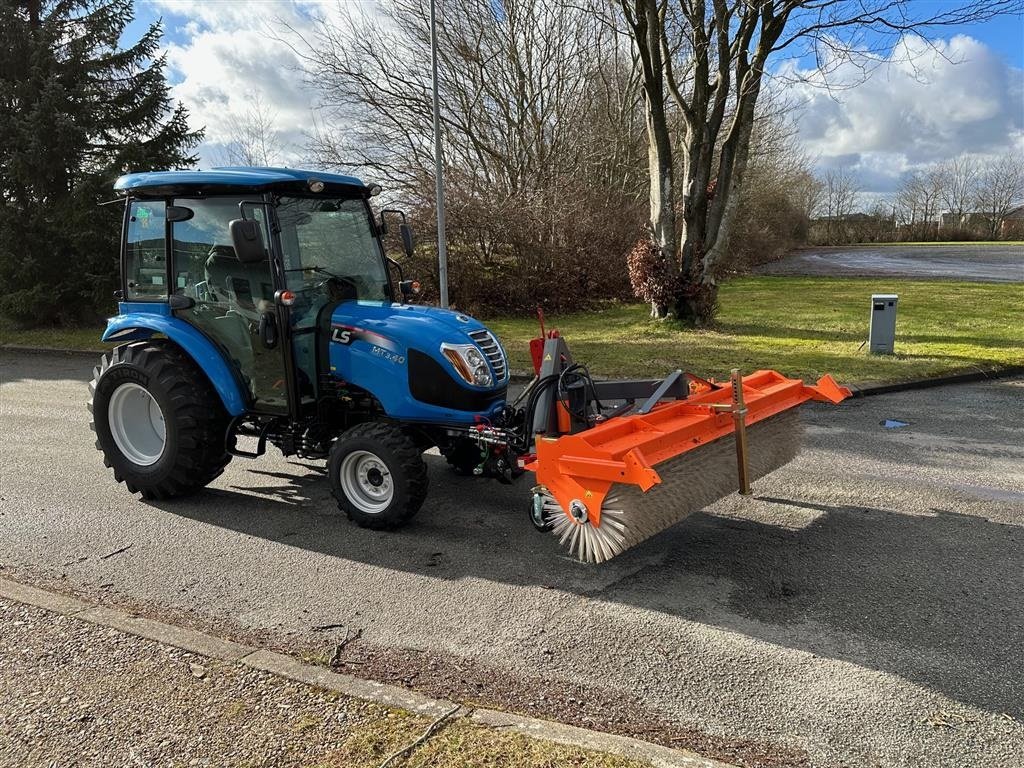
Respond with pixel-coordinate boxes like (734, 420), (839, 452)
(258, 311), (278, 349)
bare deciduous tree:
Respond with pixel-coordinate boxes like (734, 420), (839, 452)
(285, 0), (648, 311)
(935, 155), (979, 228)
(973, 152), (1024, 239)
(821, 168), (860, 242)
(215, 94), (285, 167)
(789, 169), (824, 229)
(895, 167), (943, 239)
(615, 0), (1023, 322)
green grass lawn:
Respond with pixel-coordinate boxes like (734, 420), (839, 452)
(0, 319), (106, 352)
(485, 277), (1023, 385)
(3, 277), (1021, 386)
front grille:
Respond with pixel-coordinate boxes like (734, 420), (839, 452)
(468, 328), (507, 381)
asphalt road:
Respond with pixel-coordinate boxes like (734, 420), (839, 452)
(756, 244), (1024, 282)
(2, 350), (1023, 767)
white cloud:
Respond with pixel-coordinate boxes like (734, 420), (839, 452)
(157, 5), (1022, 193)
(779, 34), (1024, 193)
(154, 0), (340, 167)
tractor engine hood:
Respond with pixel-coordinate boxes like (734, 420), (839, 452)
(325, 301), (509, 424)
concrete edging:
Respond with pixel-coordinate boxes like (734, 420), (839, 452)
(3, 345), (1019, 397)
(511, 365), (1024, 394)
(847, 365), (1024, 397)
(0, 344), (103, 358)
(0, 576), (730, 768)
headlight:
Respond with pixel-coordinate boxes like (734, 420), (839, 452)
(440, 343), (493, 387)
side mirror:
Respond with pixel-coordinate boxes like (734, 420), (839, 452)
(399, 279), (421, 299)
(400, 223), (414, 258)
(229, 219), (266, 264)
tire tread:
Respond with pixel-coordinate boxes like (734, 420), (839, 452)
(329, 422), (428, 530)
(88, 340), (231, 500)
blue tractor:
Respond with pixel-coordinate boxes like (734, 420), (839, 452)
(90, 167), (849, 562)
(90, 168), (519, 531)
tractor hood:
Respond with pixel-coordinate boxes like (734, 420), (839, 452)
(325, 301), (509, 424)
(332, 301), (493, 339)
(328, 301), (504, 355)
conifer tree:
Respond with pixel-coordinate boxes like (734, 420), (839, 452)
(0, 0), (203, 325)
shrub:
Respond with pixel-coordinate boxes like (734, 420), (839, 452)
(626, 237), (679, 316)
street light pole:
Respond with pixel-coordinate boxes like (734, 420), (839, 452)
(429, 0), (449, 308)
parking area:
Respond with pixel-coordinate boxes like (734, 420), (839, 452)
(1, 350), (1022, 767)
(756, 244), (1024, 282)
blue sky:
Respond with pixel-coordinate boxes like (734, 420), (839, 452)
(945, 14), (1024, 66)
(124, 1), (1024, 199)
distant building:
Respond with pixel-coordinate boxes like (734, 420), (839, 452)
(935, 206), (1024, 238)
(940, 212), (961, 229)
(1001, 205), (1024, 238)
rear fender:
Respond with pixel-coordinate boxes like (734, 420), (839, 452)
(102, 309), (248, 416)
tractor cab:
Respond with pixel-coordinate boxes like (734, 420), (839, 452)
(113, 169), (413, 419)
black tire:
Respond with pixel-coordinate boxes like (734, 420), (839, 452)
(328, 422), (428, 530)
(88, 340), (231, 500)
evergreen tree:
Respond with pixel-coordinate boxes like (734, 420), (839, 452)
(0, 0), (202, 325)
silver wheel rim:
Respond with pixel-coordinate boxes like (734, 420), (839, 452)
(339, 450), (393, 513)
(107, 382), (166, 467)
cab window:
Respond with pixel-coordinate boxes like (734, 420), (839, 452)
(169, 197), (272, 310)
(276, 197), (390, 330)
(125, 201), (167, 300)
(168, 197), (286, 410)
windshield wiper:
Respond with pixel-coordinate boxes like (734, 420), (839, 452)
(284, 265), (343, 279)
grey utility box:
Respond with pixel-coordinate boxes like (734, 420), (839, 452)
(869, 294), (898, 354)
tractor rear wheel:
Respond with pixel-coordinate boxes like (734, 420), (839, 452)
(88, 340), (231, 500)
(328, 422), (428, 530)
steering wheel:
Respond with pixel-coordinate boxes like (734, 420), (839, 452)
(314, 275), (358, 302)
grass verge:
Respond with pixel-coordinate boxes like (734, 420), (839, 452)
(3, 277), (1021, 386)
(486, 277), (1023, 385)
(0, 318), (105, 352)
(328, 707), (652, 768)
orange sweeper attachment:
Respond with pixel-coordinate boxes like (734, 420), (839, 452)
(516, 328), (851, 563)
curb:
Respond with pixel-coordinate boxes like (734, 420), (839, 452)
(6, 344), (1019, 398)
(847, 365), (1024, 398)
(510, 366), (1024, 394)
(0, 344), (102, 358)
(0, 576), (730, 768)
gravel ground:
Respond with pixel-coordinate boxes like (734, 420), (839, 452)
(0, 597), (379, 767)
(755, 244), (1024, 281)
(0, 597), (649, 768)
(2, 351), (1023, 767)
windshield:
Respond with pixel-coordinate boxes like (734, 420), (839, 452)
(276, 196), (390, 312)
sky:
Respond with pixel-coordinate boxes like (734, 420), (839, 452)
(126, 0), (1024, 201)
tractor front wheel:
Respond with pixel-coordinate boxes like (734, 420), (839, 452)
(328, 422), (428, 529)
(88, 341), (231, 499)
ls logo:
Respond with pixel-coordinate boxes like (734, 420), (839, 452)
(331, 327), (354, 345)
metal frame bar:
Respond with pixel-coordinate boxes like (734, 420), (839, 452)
(637, 370), (685, 415)
(589, 377), (688, 402)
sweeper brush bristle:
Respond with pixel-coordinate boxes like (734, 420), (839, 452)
(548, 410), (803, 563)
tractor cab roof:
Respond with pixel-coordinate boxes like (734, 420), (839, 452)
(114, 167), (371, 198)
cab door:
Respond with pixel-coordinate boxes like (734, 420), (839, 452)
(166, 196), (291, 415)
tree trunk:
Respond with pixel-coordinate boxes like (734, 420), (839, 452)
(645, 97), (675, 319)
(674, 66), (761, 325)
(633, 0), (676, 319)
